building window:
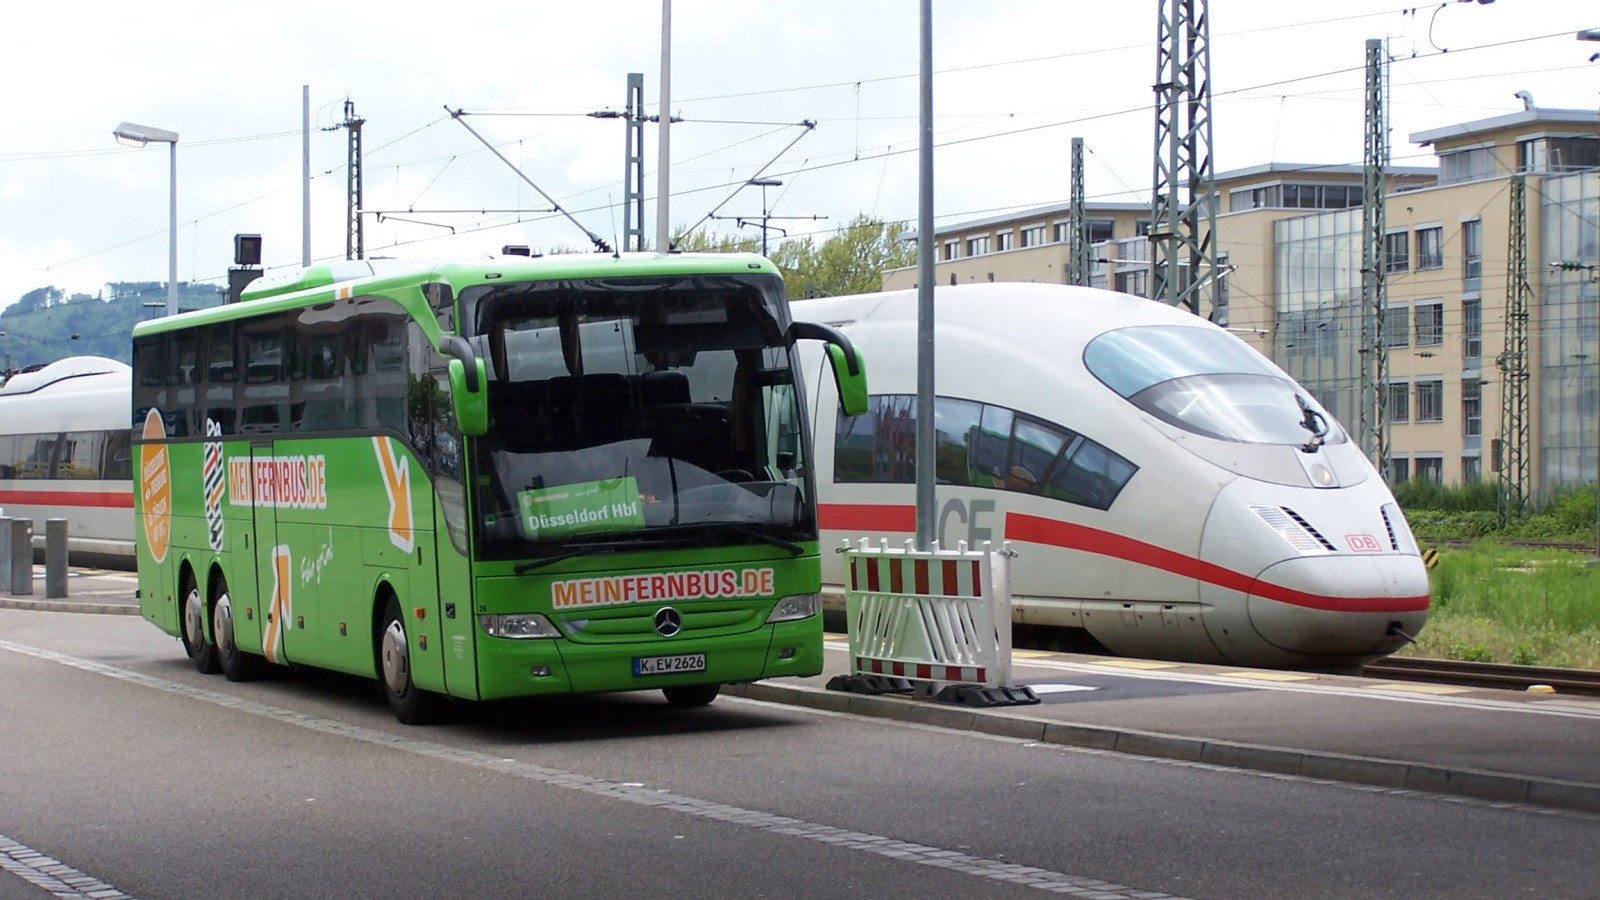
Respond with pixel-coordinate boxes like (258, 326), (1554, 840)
(1462, 219), (1482, 289)
(943, 239), (959, 261)
(1518, 136), (1600, 173)
(1415, 455), (1444, 484)
(1415, 300), (1444, 346)
(1415, 379), (1444, 422)
(1439, 146), (1496, 184)
(1462, 377), (1481, 437)
(965, 235), (990, 257)
(1385, 380), (1410, 423)
(1462, 455), (1481, 482)
(1415, 226), (1443, 269)
(994, 231), (1014, 252)
(1462, 298), (1481, 360)
(1385, 231), (1409, 273)
(1389, 456), (1410, 484)
(1383, 305), (1410, 348)
(1020, 225), (1047, 248)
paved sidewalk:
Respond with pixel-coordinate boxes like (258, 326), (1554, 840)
(0, 567), (139, 616)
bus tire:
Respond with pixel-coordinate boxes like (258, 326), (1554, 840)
(212, 580), (259, 682)
(182, 570), (220, 675)
(379, 596), (440, 725)
(662, 684), (720, 708)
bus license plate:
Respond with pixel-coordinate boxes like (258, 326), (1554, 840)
(634, 653), (707, 676)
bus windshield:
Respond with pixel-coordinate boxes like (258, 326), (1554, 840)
(464, 275), (811, 559)
(1084, 324), (1346, 446)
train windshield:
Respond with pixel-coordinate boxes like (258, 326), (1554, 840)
(1084, 325), (1346, 446)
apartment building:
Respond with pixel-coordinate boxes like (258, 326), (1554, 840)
(880, 107), (1600, 498)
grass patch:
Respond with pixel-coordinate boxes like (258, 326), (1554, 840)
(1399, 541), (1600, 669)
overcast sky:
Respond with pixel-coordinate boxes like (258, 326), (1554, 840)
(1, 1), (1595, 313)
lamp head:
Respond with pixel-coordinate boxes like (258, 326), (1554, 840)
(112, 121), (179, 146)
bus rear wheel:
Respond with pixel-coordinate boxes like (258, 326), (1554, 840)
(379, 597), (440, 725)
(212, 583), (259, 682)
(182, 574), (220, 675)
(662, 684), (720, 708)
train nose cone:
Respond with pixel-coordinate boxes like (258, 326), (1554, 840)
(1247, 555), (1430, 657)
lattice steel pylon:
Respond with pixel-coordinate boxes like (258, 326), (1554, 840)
(1498, 174), (1532, 523)
(1358, 38), (1390, 472)
(343, 99), (365, 261)
(1150, 0), (1220, 316)
(1068, 137), (1089, 286)
(623, 73), (646, 253)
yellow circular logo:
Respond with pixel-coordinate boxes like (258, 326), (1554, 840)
(140, 408), (171, 564)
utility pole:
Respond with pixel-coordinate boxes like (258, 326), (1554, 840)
(1358, 38), (1390, 474)
(1150, 0), (1219, 316)
(1498, 174), (1532, 523)
(302, 86), (311, 267)
(1067, 137), (1089, 286)
(325, 99), (366, 261)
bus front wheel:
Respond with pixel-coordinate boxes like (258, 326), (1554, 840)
(182, 573), (220, 675)
(662, 684), (720, 708)
(379, 597), (440, 725)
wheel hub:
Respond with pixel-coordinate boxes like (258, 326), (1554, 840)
(381, 619), (410, 694)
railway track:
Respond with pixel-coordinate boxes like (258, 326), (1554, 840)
(1361, 657), (1600, 697)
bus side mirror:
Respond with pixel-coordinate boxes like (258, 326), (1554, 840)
(448, 358), (489, 437)
(787, 321), (868, 417)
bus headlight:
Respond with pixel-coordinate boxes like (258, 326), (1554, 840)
(480, 613), (562, 639)
(766, 592), (820, 623)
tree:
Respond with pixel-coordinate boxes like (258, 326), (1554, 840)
(674, 214), (914, 299)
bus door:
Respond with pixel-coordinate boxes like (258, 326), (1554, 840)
(250, 439), (303, 666)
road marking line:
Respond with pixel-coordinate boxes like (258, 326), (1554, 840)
(1222, 672), (1317, 682)
(1363, 683), (1477, 695)
(0, 638), (1195, 900)
(0, 834), (136, 900)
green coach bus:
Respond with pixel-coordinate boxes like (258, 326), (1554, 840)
(132, 252), (866, 723)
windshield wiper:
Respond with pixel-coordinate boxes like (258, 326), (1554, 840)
(1296, 394), (1329, 453)
(513, 542), (620, 574)
(649, 522), (805, 556)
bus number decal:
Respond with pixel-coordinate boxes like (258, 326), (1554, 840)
(373, 437), (414, 553)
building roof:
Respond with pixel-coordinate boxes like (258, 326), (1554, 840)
(1213, 162), (1436, 183)
(1410, 108), (1600, 147)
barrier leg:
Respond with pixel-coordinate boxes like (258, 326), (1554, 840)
(46, 519), (67, 599)
(8, 519), (32, 596)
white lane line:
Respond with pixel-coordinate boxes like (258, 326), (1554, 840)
(0, 638), (1194, 900)
(0, 834), (136, 900)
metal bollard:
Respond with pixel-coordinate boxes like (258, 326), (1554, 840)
(8, 518), (32, 596)
(46, 519), (67, 599)
(0, 515), (10, 591)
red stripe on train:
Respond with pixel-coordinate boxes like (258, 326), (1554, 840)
(818, 502), (1428, 614)
(0, 489), (134, 508)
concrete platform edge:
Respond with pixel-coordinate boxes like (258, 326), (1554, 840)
(725, 680), (1600, 816)
(0, 598), (140, 616)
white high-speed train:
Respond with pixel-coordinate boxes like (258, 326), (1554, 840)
(0, 356), (135, 562)
(793, 283), (1430, 669)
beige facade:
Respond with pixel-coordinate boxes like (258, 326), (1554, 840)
(880, 109), (1600, 496)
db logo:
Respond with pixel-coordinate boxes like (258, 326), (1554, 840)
(1346, 533), (1382, 553)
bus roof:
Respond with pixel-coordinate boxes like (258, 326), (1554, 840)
(130, 252), (782, 339)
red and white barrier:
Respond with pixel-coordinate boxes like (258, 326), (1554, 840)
(834, 539), (1035, 705)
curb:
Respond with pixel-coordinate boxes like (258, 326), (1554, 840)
(724, 680), (1600, 816)
(0, 598), (141, 616)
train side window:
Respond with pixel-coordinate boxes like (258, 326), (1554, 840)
(0, 435), (16, 479)
(969, 405), (1013, 488)
(1007, 417), (1068, 495)
(932, 397), (982, 485)
(102, 429), (132, 480)
(833, 393), (915, 484)
(1046, 439), (1138, 511)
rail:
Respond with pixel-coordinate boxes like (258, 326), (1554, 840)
(1362, 656), (1600, 697)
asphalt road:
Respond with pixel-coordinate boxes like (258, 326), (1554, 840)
(2, 608), (1596, 900)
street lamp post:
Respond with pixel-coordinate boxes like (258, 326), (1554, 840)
(112, 122), (179, 317)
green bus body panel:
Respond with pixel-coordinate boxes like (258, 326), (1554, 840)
(133, 252), (822, 708)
